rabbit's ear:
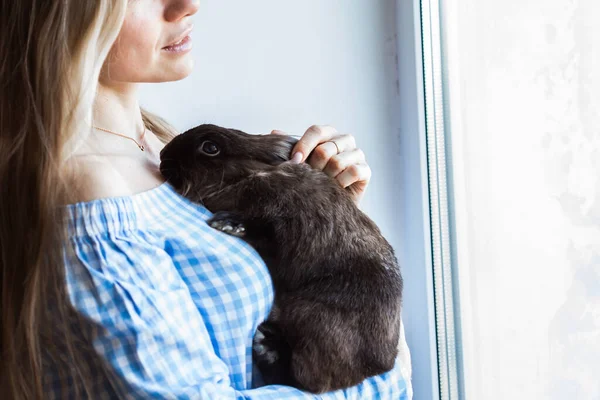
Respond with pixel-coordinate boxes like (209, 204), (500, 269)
(250, 134), (298, 165)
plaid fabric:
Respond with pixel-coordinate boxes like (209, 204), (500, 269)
(45, 182), (411, 399)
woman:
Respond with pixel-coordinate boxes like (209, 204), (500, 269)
(0, 1), (412, 398)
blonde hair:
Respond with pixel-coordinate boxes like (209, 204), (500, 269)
(0, 1), (176, 398)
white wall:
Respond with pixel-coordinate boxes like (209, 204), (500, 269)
(443, 0), (600, 399)
(140, 0), (402, 247)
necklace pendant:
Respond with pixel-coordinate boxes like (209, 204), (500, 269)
(139, 145), (145, 151)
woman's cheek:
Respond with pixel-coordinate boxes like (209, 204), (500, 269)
(102, 9), (161, 83)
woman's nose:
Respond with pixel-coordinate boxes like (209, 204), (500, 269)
(165, 0), (200, 22)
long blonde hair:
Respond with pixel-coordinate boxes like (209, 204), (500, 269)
(0, 1), (176, 398)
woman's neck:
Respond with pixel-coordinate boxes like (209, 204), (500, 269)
(93, 82), (144, 139)
(62, 81), (168, 203)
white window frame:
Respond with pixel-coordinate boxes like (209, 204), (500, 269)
(395, 0), (462, 399)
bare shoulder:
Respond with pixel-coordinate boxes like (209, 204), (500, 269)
(63, 155), (164, 204)
(61, 129), (167, 204)
(62, 156), (128, 204)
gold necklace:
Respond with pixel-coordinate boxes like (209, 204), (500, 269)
(93, 125), (146, 151)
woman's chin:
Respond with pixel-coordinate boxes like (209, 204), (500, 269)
(152, 59), (195, 82)
(170, 62), (195, 81)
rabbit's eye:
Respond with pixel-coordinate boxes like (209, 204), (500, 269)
(200, 140), (220, 156)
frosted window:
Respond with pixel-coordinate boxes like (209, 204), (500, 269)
(441, 1), (600, 399)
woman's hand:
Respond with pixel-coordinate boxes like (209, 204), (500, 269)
(271, 125), (371, 205)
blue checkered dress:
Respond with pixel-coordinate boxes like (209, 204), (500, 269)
(45, 182), (412, 399)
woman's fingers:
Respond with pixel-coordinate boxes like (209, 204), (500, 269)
(321, 148), (366, 179)
(306, 134), (357, 171)
(270, 125), (371, 205)
(289, 125), (338, 163)
(336, 163), (371, 205)
(335, 163), (371, 189)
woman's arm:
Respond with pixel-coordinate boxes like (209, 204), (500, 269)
(63, 254), (410, 400)
(239, 358), (409, 399)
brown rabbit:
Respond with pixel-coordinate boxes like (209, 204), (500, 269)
(159, 124), (403, 394)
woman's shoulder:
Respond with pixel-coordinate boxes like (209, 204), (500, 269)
(61, 164), (271, 292)
(63, 149), (167, 204)
(61, 175), (272, 310)
(61, 177), (267, 276)
(63, 177), (210, 237)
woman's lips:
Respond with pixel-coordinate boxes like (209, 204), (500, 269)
(162, 35), (192, 53)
